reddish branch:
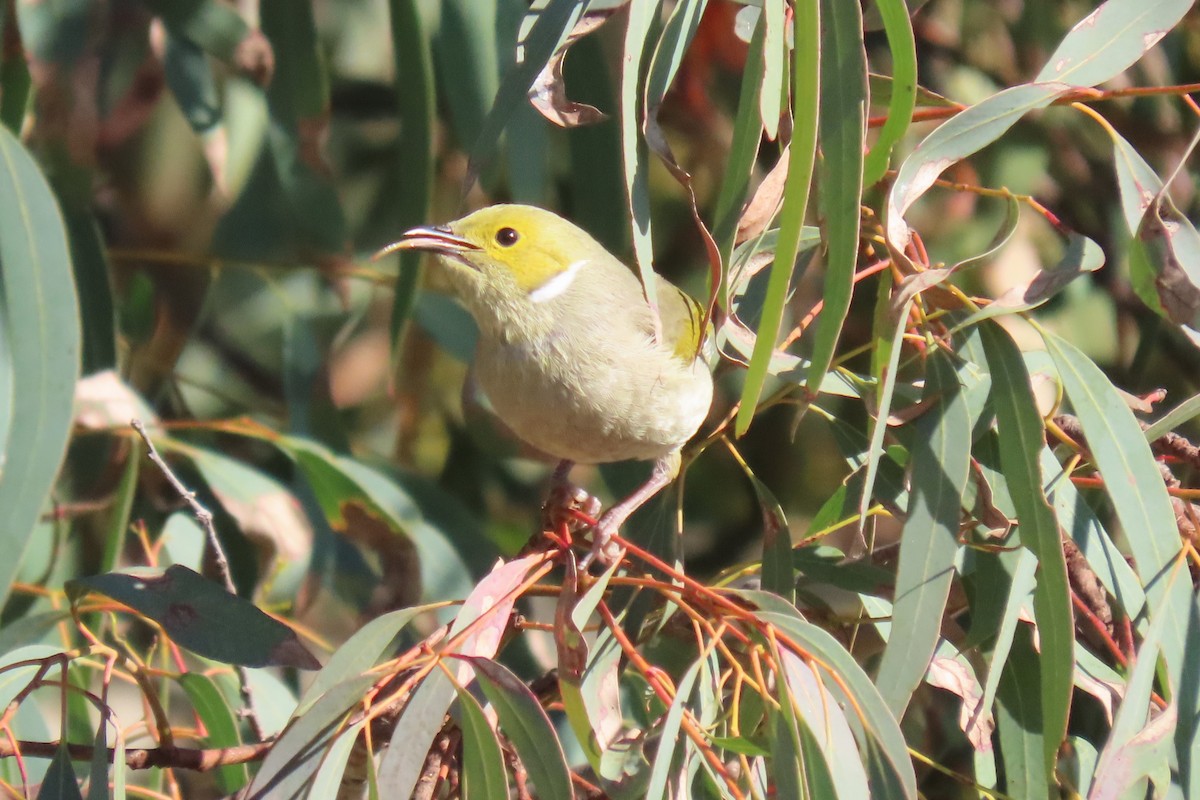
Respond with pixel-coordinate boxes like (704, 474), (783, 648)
(866, 82), (1200, 130)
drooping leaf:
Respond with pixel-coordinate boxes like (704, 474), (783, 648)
(736, 0), (820, 436)
(875, 349), (972, 717)
(0, 127), (81, 607)
(244, 673), (378, 798)
(455, 683), (510, 800)
(385, 0), (436, 345)
(297, 603), (440, 716)
(981, 323), (1073, 772)
(863, 0), (916, 185)
(1042, 330), (1190, 682)
(472, 657), (573, 800)
(67, 565), (319, 669)
(995, 624), (1048, 796)
(806, 0), (866, 397)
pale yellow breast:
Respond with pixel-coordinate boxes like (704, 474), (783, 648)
(473, 330), (712, 465)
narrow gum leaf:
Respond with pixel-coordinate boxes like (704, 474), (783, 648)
(0, 128), (81, 607)
(980, 323), (1073, 772)
(875, 350), (973, 717)
(735, 0), (820, 437)
(805, 0), (866, 397)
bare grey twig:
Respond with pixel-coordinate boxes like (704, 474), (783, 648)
(129, 419), (266, 742)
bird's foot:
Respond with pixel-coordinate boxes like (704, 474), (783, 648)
(542, 481), (602, 535)
(578, 512), (626, 571)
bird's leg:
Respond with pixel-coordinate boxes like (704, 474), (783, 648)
(542, 459), (601, 535)
(581, 451), (681, 569)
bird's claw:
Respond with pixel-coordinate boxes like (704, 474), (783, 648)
(543, 482), (602, 534)
(578, 514), (625, 571)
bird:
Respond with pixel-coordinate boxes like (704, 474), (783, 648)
(376, 204), (714, 566)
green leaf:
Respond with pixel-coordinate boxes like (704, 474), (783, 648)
(307, 719), (368, 800)
(751, 603), (917, 798)
(768, 697), (806, 800)
(261, 2), (347, 258)
(297, 604), (438, 715)
(806, 0), (866, 397)
(163, 32), (221, 133)
(146, 0), (244, 58)
(645, 658), (704, 800)
(755, 475), (795, 603)
(856, 286), (913, 557)
(101, 438), (140, 575)
(995, 624), (1048, 797)
(61, 208), (116, 374)
(1143, 390), (1200, 442)
(1091, 593), (1177, 798)
(386, 0), (436, 346)
(875, 349), (972, 717)
(0, 127), (81, 607)
(245, 672), (378, 797)
(621, 0), (660, 321)
(886, 83), (1061, 244)
(759, 0), (785, 140)
(1034, 0), (1192, 87)
(86, 714), (109, 800)
(377, 670), (457, 797)
(37, 742), (83, 800)
(863, 0), (916, 185)
(1044, 447), (1145, 621)
(67, 565), (320, 669)
(780, 648), (871, 797)
(712, 18), (765, 266)
(736, 0), (820, 436)
(472, 657), (573, 800)
(456, 684), (510, 800)
(179, 672), (249, 793)
(973, 549), (1036, 742)
(0, 9), (32, 133)
(279, 436), (479, 607)
(433, 0), (499, 149)
(1134, 181), (1200, 332)
(981, 323), (1073, 773)
(466, 0), (583, 182)
(1041, 330), (1190, 682)
(950, 232), (1104, 330)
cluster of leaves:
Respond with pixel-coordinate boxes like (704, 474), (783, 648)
(4, 0), (1200, 797)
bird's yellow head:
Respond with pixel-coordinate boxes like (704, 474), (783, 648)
(376, 204), (612, 340)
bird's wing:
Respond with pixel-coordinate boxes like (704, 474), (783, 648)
(655, 276), (707, 363)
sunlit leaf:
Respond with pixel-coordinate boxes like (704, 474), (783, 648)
(981, 324), (1073, 771)
(875, 349), (972, 717)
(472, 657), (573, 799)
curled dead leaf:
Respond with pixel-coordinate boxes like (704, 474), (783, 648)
(528, 11), (614, 128)
(736, 147), (789, 244)
(234, 29), (275, 86)
(928, 655), (992, 752)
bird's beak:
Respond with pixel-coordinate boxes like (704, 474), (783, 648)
(373, 226), (480, 261)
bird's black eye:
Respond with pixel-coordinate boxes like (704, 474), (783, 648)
(495, 227), (520, 247)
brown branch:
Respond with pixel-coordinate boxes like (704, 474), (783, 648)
(0, 738), (272, 771)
